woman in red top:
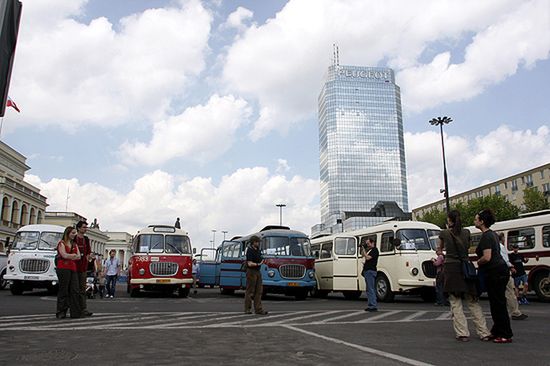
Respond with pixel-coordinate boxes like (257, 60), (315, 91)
(56, 226), (81, 319)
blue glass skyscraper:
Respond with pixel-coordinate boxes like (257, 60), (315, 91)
(312, 65), (409, 237)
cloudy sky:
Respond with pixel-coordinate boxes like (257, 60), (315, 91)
(3, 0), (550, 248)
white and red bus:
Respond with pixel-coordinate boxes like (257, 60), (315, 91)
(127, 225), (193, 297)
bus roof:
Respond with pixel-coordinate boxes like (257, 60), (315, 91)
(137, 225), (189, 235)
(16, 224), (65, 233)
(466, 213), (550, 234)
(236, 227), (308, 243)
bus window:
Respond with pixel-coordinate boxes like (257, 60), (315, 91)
(137, 234), (164, 253)
(320, 243), (333, 259)
(508, 228), (535, 250)
(12, 231), (40, 250)
(222, 243), (231, 257)
(311, 243), (321, 259)
(262, 236), (310, 256)
(334, 237), (355, 256)
(380, 232), (394, 252)
(543, 226), (550, 248)
(165, 235), (191, 254)
(427, 229), (440, 250)
(397, 229), (431, 250)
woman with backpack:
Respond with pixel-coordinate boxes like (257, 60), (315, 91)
(439, 210), (492, 342)
(56, 226), (81, 319)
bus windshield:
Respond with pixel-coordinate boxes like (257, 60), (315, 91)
(262, 236), (311, 257)
(12, 231), (62, 250)
(397, 229), (432, 250)
(136, 234), (191, 254)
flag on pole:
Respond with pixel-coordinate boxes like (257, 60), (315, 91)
(6, 96), (20, 112)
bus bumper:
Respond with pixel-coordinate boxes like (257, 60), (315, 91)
(398, 279), (435, 287)
(130, 278), (193, 285)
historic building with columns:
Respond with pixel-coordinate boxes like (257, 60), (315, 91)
(104, 231), (133, 270)
(0, 141), (48, 251)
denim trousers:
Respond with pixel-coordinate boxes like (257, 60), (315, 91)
(364, 270), (377, 309)
(106, 275), (118, 296)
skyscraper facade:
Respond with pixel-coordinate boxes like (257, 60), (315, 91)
(312, 65), (409, 237)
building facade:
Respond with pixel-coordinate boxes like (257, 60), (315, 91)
(413, 163), (550, 218)
(44, 212), (109, 256)
(104, 231), (133, 270)
(0, 141), (48, 250)
(312, 65), (409, 237)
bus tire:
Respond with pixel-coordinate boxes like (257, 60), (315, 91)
(310, 287), (329, 298)
(178, 287), (190, 298)
(130, 287), (140, 297)
(375, 274), (394, 302)
(220, 287), (235, 295)
(0, 269), (7, 290)
(10, 281), (24, 295)
(295, 289), (308, 300)
(342, 290), (362, 300)
(533, 272), (550, 302)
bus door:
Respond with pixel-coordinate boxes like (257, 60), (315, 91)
(332, 236), (358, 290)
(219, 241), (243, 289)
(315, 241), (334, 291)
(199, 248), (219, 286)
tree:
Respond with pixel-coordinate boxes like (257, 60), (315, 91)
(417, 194), (519, 228)
(522, 188), (550, 213)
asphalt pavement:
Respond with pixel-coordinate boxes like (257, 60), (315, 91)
(0, 285), (548, 366)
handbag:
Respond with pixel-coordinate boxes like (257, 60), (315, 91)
(461, 260), (478, 281)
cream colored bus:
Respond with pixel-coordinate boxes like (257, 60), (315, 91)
(310, 221), (441, 302)
(466, 212), (550, 302)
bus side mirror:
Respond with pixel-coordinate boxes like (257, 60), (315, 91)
(193, 248), (197, 254)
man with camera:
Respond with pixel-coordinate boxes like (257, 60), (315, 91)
(362, 238), (379, 312)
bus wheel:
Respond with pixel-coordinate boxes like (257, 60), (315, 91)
(0, 269), (7, 290)
(10, 281), (24, 295)
(178, 287), (190, 298)
(375, 274), (394, 302)
(220, 288), (235, 295)
(342, 290), (361, 300)
(295, 289), (308, 301)
(533, 272), (550, 302)
(310, 287), (328, 298)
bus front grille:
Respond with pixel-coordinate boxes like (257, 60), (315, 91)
(422, 260), (437, 278)
(279, 264), (305, 279)
(150, 262), (178, 276)
(20, 259), (50, 273)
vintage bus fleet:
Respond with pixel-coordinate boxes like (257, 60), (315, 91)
(4, 224), (65, 295)
(199, 225), (316, 300)
(467, 212), (550, 302)
(310, 221), (441, 302)
(127, 225), (194, 298)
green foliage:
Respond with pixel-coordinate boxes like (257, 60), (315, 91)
(417, 194), (519, 228)
(522, 188), (550, 213)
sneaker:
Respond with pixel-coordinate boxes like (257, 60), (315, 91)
(522, 297), (529, 305)
(512, 314), (528, 320)
(83, 310), (93, 317)
(456, 336), (470, 342)
(255, 311), (269, 315)
(365, 308), (378, 312)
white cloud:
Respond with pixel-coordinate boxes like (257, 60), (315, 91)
(118, 94), (251, 165)
(221, 0), (549, 138)
(406, 125), (550, 209)
(276, 158), (290, 173)
(221, 7), (254, 31)
(26, 167), (320, 248)
(10, 0), (212, 129)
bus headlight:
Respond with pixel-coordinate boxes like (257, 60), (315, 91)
(411, 268), (419, 276)
(138, 268), (145, 275)
(182, 268), (189, 275)
(267, 270), (275, 278)
(308, 271), (314, 278)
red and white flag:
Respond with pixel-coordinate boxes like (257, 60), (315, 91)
(6, 96), (20, 113)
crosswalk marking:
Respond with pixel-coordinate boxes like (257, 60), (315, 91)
(0, 309), (486, 330)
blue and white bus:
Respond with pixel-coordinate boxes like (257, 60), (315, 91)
(199, 225), (316, 300)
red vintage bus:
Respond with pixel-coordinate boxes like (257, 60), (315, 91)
(127, 225), (193, 297)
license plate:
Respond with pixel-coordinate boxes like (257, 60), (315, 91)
(156, 279), (170, 283)
(151, 257), (159, 262)
(287, 282), (299, 287)
(24, 276), (39, 280)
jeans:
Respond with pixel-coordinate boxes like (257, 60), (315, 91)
(364, 270), (377, 309)
(106, 275), (118, 297)
(435, 271), (445, 304)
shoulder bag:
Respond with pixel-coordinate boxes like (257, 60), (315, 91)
(450, 232), (477, 281)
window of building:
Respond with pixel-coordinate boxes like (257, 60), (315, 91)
(543, 183), (550, 194)
(494, 185), (501, 195)
(511, 180), (518, 192)
(526, 175), (533, 187)
(507, 228), (535, 250)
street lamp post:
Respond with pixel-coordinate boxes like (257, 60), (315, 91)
(211, 229), (216, 249)
(429, 116), (453, 213)
(276, 204), (286, 226)
(221, 230), (228, 241)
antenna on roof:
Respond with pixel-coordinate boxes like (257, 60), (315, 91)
(332, 43), (339, 66)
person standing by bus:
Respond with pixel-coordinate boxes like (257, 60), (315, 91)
(475, 209), (513, 343)
(362, 238), (379, 312)
(509, 243), (529, 305)
(498, 233), (528, 320)
(75, 220), (93, 316)
(244, 236), (268, 315)
(432, 248), (448, 306)
(56, 226), (81, 319)
(439, 210), (492, 342)
(105, 249), (121, 298)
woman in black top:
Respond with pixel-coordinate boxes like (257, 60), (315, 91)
(475, 209), (513, 343)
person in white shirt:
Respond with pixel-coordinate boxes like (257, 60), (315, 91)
(498, 233), (527, 320)
(104, 249), (120, 298)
